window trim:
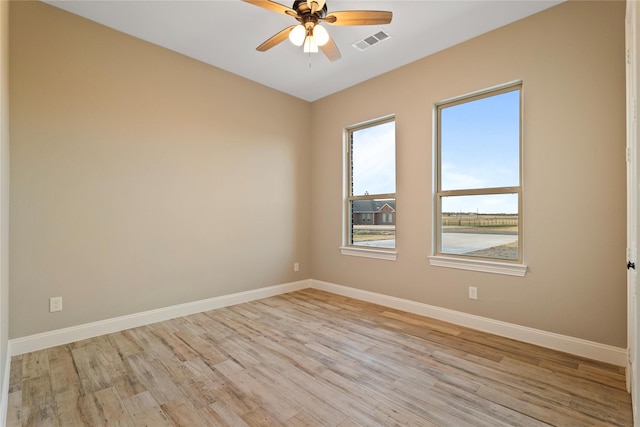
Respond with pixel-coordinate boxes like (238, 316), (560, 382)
(430, 81), (527, 275)
(340, 246), (397, 261)
(428, 255), (527, 277)
(341, 115), (397, 259)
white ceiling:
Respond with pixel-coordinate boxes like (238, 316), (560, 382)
(43, 0), (564, 102)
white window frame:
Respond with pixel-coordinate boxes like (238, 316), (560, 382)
(340, 115), (397, 261)
(428, 82), (527, 276)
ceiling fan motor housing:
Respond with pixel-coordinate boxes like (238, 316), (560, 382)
(292, 0), (327, 19)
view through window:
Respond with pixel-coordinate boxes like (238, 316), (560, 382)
(436, 84), (522, 262)
(347, 117), (396, 250)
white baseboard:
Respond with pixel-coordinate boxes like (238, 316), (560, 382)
(7, 277), (627, 368)
(310, 279), (628, 367)
(9, 280), (311, 357)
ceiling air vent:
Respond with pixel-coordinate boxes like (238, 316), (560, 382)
(352, 30), (391, 52)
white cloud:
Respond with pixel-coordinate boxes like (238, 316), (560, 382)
(352, 122), (395, 195)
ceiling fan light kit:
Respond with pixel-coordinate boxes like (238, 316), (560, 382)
(244, 0), (392, 62)
(289, 24), (306, 46)
(312, 24), (329, 46)
(303, 36), (319, 53)
(289, 23), (329, 49)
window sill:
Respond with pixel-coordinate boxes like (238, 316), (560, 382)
(340, 246), (397, 261)
(428, 255), (527, 277)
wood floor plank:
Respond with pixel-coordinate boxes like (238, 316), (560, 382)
(241, 406), (285, 427)
(161, 399), (211, 427)
(156, 353), (217, 409)
(206, 399), (252, 427)
(6, 289), (633, 426)
(499, 356), (629, 410)
(121, 391), (173, 427)
(336, 418), (365, 427)
(247, 361), (349, 425)
(20, 375), (59, 427)
(21, 349), (49, 380)
(147, 325), (199, 363)
(90, 386), (135, 426)
(6, 391), (22, 427)
(214, 359), (300, 423)
(8, 354), (23, 393)
(53, 388), (90, 426)
(109, 366), (147, 401)
(283, 410), (323, 427)
(47, 345), (80, 394)
(124, 353), (185, 406)
(107, 330), (145, 359)
(318, 367), (438, 427)
(431, 379), (550, 427)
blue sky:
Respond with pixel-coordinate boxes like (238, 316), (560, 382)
(349, 89), (520, 214)
(351, 120), (396, 196)
(440, 89), (520, 214)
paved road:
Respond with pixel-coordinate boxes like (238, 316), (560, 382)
(354, 232), (517, 253)
(355, 239), (396, 249)
(441, 232), (517, 254)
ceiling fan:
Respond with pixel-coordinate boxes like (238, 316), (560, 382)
(243, 0), (392, 61)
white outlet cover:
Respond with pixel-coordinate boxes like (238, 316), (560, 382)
(49, 297), (63, 312)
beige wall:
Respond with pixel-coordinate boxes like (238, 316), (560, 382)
(9, 1), (311, 338)
(8, 1), (628, 349)
(310, 1), (627, 347)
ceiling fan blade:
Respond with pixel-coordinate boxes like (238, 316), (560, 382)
(243, 0), (298, 18)
(256, 25), (296, 52)
(323, 10), (392, 26)
(320, 35), (341, 62)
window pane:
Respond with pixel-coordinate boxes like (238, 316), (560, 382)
(351, 120), (396, 196)
(440, 194), (518, 260)
(351, 198), (395, 249)
(440, 90), (520, 191)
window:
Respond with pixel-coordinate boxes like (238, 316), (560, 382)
(431, 83), (525, 275)
(342, 116), (396, 259)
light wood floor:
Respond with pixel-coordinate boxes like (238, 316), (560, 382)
(6, 289), (633, 426)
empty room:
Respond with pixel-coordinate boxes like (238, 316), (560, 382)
(1, 0), (638, 425)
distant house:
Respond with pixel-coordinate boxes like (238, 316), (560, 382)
(352, 200), (396, 225)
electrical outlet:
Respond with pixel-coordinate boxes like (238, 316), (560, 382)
(294, 262), (300, 272)
(49, 296), (63, 312)
(468, 287), (478, 300)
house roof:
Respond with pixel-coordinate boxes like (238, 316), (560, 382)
(352, 200), (396, 213)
